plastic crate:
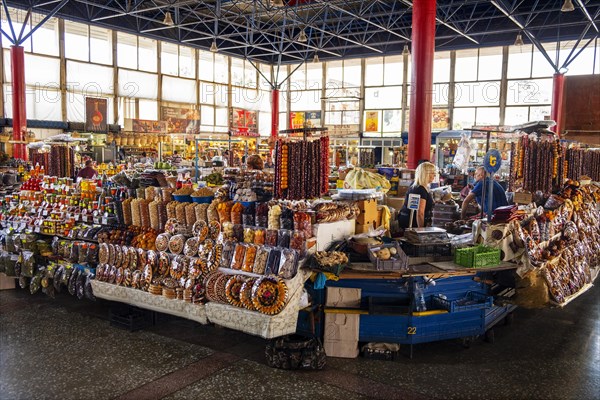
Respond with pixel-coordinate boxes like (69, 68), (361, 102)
(368, 242), (409, 271)
(109, 304), (154, 332)
(454, 245), (500, 268)
(432, 291), (493, 312)
(400, 240), (452, 257)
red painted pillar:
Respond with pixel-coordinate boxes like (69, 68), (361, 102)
(551, 73), (564, 136)
(407, 0), (436, 169)
(271, 88), (280, 140)
(11, 45), (28, 161)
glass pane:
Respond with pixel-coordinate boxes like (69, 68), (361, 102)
(433, 51), (451, 83)
(562, 42), (595, 76)
(161, 42), (179, 76)
(325, 111), (342, 125)
(3, 84), (12, 117)
(278, 91), (287, 112)
(201, 105), (214, 125)
(384, 55), (402, 85)
(199, 51), (214, 81)
(65, 21), (89, 62)
(3, 51), (11, 82)
(290, 90), (320, 111)
(532, 43), (556, 78)
(231, 58), (244, 86)
(306, 63), (322, 90)
(529, 106), (551, 122)
(117, 32), (137, 70)
(365, 86), (402, 109)
(118, 69), (158, 99)
(27, 89), (61, 120)
(67, 61), (112, 96)
(453, 107), (476, 130)
(326, 60), (343, 87)
(138, 36), (157, 72)
(475, 107), (500, 125)
(162, 76), (196, 103)
(214, 54), (228, 83)
(259, 90), (272, 112)
(432, 83), (451, 106)
(90, 26), (112, 65)
(26, 54), (59, 85)
(216, 107), (228, 126)
(455, 48), (478, 82)
(31, 14), (58, 56)
(139, 99), (158, 120)
(507, 45), (532, 79)
(504, 106), (529, 125)
(1, 9), (31, 51)
(507, 79), (552, 105)
(478, 47), (503, 81)
(365, 57), (384, 86)
(290, 64), (306, 90)
(200, 82), (215, 105)
(259, 111), (271, 136)
(215, 84), (228, 107)
(244, 61), (256, 88)
(179, 46), (195, 78)
(455, 81), (500, 107)
(382, 109), (401, 133)
(342, 111), (359, 124)
(66, 91), (85, 122)
(279, 112), (287, 131)
(259, 63), (271, 88)
(343, 59), (361, 87)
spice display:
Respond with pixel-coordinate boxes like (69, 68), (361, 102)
(185, 203), (197, 227)
(243, 227), (255, 243)
(253, 247), (270, 275)
(268, 203), (282, 229)
(255, 202), (269, 227)
(253, 228), (266, 245)
(231, 244), (246, 270)
(175, 202), (187, 226)
(231, 202), (244, 225)
(266, 229), (278, 246)
(242, 245), (258, 272)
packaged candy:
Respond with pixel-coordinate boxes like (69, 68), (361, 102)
(266, 230), (278, 247)
(278, 249), (298, 279)
(243, 227), (255, 243)
(253, 228), (266, 245)
(277, 230), (291, 248)
(253, 247), (271, 275)
(242, 244), (258, 272)
(231, 244), (247, 270)
(266, 248), (282, 275)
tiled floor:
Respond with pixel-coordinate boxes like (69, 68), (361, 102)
(1, 283), (598, 400)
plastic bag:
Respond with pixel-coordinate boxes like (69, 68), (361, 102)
(453, 133), (472, 173)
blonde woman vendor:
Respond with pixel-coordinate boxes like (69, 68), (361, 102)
(398, 161), (437, 228)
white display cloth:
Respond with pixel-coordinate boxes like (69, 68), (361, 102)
(90, 268), (311, 339)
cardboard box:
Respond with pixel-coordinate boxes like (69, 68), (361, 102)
(376, 207), (383, 227)
(0, 273), (15, 290)
(326, 287), (362, 308)
(323, 313), (360, 358)
(355, 223), (374, 234)
(513, 191), (532, 204)
(356, 199), (378, 225)
(313, 219), (356, 251)
(357, 198), (377, 212)
(385, 197), (405, 211)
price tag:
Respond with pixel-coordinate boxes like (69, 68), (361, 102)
(19, 223), (26, 230)
(101, 217), (108, 225)
(408, 194), (421, 211)
(34, 226), (40, 233)
(75, 215), (80, 221)
(43, 210), (48, 216)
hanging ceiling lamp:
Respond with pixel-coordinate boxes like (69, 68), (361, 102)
(297, 29), (308, 43)
(210, 40), (218, 52)
(402, 44), (410, 55)
(313, 53), (319, 63)
(561, 0), (575, 12)
(271, 0), (285, 6)
(514, 33), (524, 46)
(163, 12), (174, 26)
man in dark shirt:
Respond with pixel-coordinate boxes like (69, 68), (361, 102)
(461, 166), (508, 219)
(77, 160), (97, 180)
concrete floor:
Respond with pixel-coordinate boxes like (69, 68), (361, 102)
(0, 283), (598, 400)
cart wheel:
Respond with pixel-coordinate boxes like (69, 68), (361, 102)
(504, 312), (514, 326)
(461, 337), (473, 348)
(484, 329), (495, 344)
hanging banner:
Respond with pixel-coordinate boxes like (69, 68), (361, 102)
(132, 119), (167, 134)
(290, 112), (306, 129)
(161, 106), (200, 134)
(365, 111), (379, 132)
(432, 109), (450, 131)
(85, 97), (108, 133)
(290, 111), (322, 129)
(229, 108), (259, 137)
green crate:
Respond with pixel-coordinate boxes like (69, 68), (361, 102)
(454, 245), (500, 268)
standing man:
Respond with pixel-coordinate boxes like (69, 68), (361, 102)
(461, 166), (508, 219)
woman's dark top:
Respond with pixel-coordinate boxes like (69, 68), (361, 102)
(398, 184), (434, 228)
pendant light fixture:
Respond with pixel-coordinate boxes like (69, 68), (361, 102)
(313, 53), (319, 63)
(402, 44), (410, 55)
(162, 11), (174, 26)
(210, 40), (218, 53)
(297, 29), (307, 43)
(514, 32), (524, 46)
(561, 0), (575, 12)
(271, 0), (285, 6)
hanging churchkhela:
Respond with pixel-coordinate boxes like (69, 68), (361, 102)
(274, 136), (329, 200)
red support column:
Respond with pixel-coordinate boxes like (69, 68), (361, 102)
(407, 0), (436, 169)
(551, 73), (565, 136)
(11, 45), (28, 161)
(271, 88), (280, 140)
